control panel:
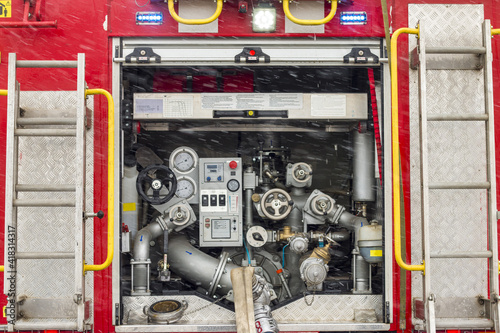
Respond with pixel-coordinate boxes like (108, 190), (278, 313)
(199, 158), (243, 247)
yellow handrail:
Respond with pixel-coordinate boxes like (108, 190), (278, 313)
(391, 27), (425, 272)
(283, 0), (336, 26)
(84, 88), (114, 272)
(168, 0), (223, 25)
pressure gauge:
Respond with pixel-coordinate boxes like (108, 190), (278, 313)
(227, 179), (240, 192)
(175, 176), (197, 200)
(169, 147), (198, 174)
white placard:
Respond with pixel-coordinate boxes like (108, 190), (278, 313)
(311, 94), (347, 117)
(135, 98), (163, 114)
(201, 93), (303, 110)
(164, 96), (194, 118)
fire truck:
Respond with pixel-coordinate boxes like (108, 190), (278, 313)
(0, 0), (499, 332)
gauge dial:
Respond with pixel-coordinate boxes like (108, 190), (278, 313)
(169, 147), (198, 174)
(175, 177), (197, 200)
(227, 179), (240, 192)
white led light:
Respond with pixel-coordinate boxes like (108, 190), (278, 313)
(252, 6), (276, 32)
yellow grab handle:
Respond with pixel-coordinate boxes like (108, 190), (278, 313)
(283, 0), (337, 26)
(391, 27), (425, 272)
(84, 89), (115, 272)
(492, 29), (500, 36)
(168, 0), (223, 25)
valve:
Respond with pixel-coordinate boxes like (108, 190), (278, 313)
(136, 164), (177, 205)
(260, 188), (293, 221)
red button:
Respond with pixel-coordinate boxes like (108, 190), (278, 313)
(249, 50), (256, 56)
(229, 161), (238, 169)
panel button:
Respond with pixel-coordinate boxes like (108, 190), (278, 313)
(210, 195), (217, 206)
(219, 194), (226, 206)
(202, 195), (209, 206)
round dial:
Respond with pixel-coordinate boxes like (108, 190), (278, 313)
(227, 179), (240, 192)
(169, 147), (198, 174)
(174, 152), (194, 172)
(175, 177), (196, 200)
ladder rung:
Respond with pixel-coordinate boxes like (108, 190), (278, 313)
(428, 114), (488, 121)
(435, 318), (493, 329)
(14, 128), (76, 137)
(16, 184), (76, 192)
(14, 322), (78, 331)
(13, 199), (75, 207)
(16, 60), (78, 68)
(426, 46), (486, 54)
(17, 118), (77, 126)
(429, 182), (490, 190)
(430, 251), (492, 259)
(16, 252), (75, 259)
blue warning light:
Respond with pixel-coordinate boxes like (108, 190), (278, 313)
(340, 12), (367, 25)
(136, 12), (164, 25)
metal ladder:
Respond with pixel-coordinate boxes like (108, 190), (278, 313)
(415, 20), (500, 333)
(4, 53), (88, 331)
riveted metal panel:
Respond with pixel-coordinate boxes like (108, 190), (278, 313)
(408, 4), (487, 325)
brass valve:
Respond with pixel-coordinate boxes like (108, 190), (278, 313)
(277, 225), (297, 241)
(310, 242), (331, 264)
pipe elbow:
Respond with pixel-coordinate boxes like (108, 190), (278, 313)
(133, 221), (164, 261)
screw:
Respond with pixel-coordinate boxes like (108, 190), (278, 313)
(358, 50), (364, 56)
(140, 50), (146, 56)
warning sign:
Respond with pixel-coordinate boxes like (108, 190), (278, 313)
(0, 1), (11, 18)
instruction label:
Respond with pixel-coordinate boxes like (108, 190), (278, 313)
(0, 1), (11, 18)
(164, 95), (194, 118)
(311, 94), (347, 117)
(134, 95), (194, 118)
(135, 98), (163, 114)
(201, 93), (303, 110)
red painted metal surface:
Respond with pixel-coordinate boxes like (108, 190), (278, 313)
(0, 1), (111, 333)
(109, 0), (385, 37)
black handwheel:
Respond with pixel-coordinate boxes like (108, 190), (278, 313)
(136, 164), (178, 205)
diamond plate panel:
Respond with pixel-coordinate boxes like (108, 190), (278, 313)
(408, 4), (488, 323)
(408, 4), (484, 48)
(122, 296), (236, 325)
(427, 190), (488, 252)
(426, 71), (485, 116)
(122, 294), (383, 326)
(427, 122), (487, 184)
(14, 92), (94, 321)
(272, 295), (383, 323)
